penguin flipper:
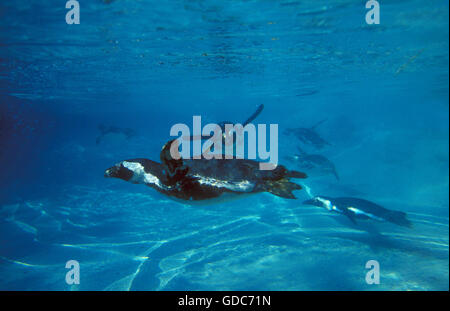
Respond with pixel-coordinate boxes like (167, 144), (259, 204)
(310, 118), (328, 130)
(345, 214), (358, 225)
(243, 104), (264, 126)
(342, 210), (358, 225)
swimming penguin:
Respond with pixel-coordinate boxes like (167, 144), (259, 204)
(303, 196), (412, 227)
(284, 118), (330, 150)
(104, 138), (307, 204)
(201, 104), (265, 155)
(288, 147), (339, 180)
(96, 124), (136, 145)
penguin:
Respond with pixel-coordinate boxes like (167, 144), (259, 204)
(288, 146), (339, 180)
(303, 196), (412, 227)
(104, 138), (307, 204)
(284, 118), (330, 150)
(216, 104), (264, 133)
(96, 124), (136, 145)
(200, 104), (264, 156)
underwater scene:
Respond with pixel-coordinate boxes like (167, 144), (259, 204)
(0, 0), (448, 291)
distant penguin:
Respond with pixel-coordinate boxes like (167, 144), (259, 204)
(200, 104), (265, 156)
(217, 104), (265, 131)
(284, 118), (330, 150)
(96, 124), (136, 145)
(303, 196), (412, 227)
(288, 147), (339, 180)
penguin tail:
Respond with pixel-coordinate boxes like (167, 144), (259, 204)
(286, 169), (308, 179)
(243, 104), (264, 126)
(386, 210), (413, 228)
(297, 146), (307, 156)
(262, 178), (303, 199)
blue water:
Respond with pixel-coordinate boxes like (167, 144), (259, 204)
(0, 0), (448, 291)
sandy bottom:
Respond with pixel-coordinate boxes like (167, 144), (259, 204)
(0, 184), (448, 291)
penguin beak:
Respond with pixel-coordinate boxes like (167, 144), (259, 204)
(104, 168), (111, 177)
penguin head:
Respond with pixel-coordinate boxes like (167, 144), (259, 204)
(105, 159), (168, 188)
(104, 162), (134, 181)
